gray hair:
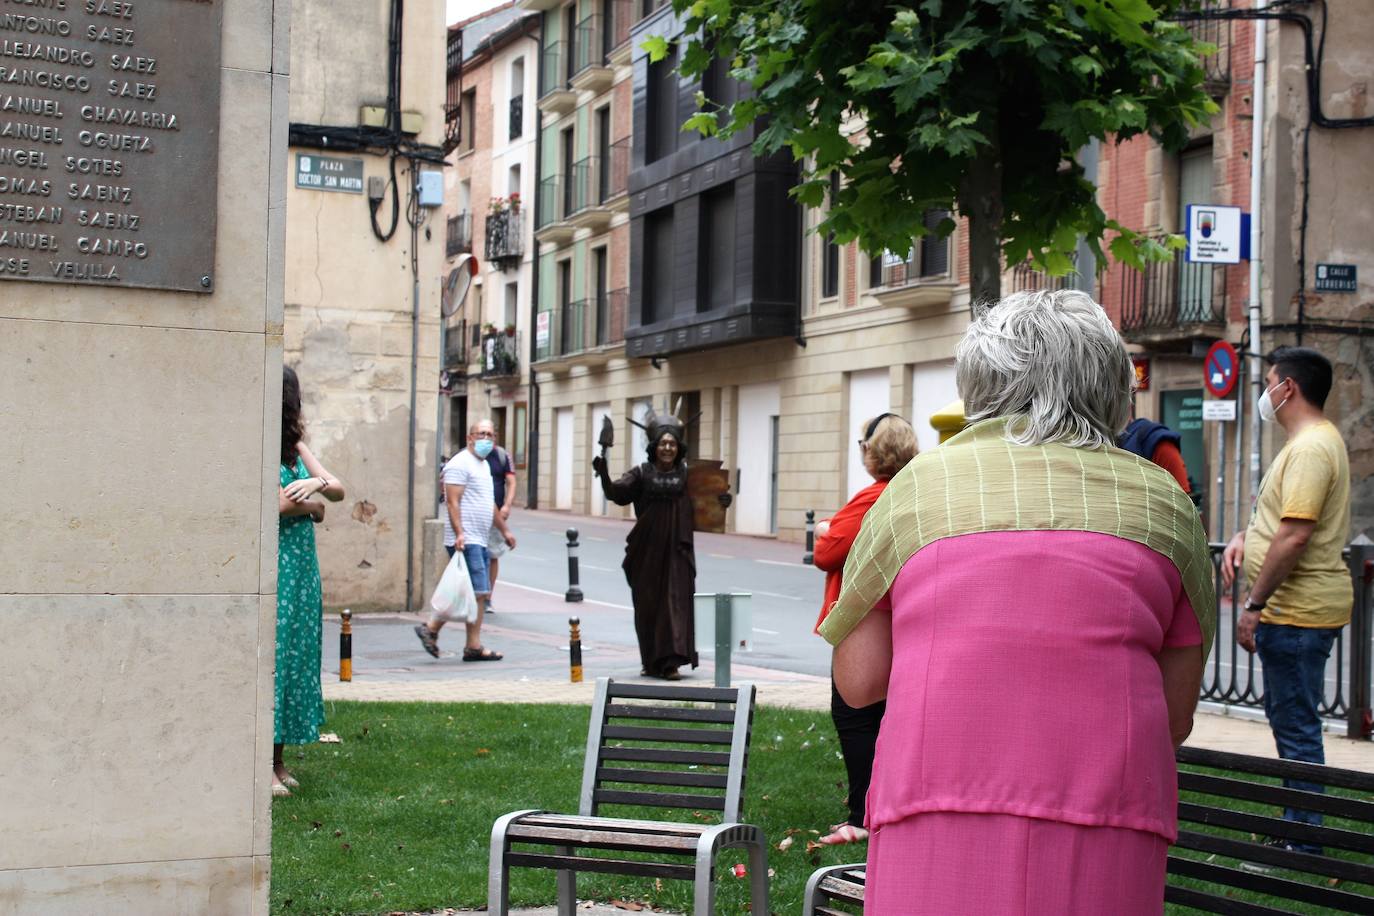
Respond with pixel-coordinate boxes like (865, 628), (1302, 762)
(955, 290), (1133, 449)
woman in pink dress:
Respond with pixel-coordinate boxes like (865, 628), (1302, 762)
(821, 290), (1215, 914)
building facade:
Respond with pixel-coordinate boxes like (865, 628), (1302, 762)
(444, 5), (542, 479)
(284, 0), (449, 610)
(521, 2), (973, 539)
(1095, 5), (1374, 540)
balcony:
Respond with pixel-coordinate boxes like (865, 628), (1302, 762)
(604, 138), (631, 211)
(1120, 244), (1228, 346)
(535, 290), (626, 370)
(571, 15), (615, 94)
(508, 94), (524, 141)
(444, 31), (462, 154)
(484, 208), (525, 270)
(870, 242), (957, 311)
(444, 319), (469, 371)
(446, 212), (472, 257)
(1185, 0), (1231, 97)
(1009, 258), (1080, 294)
(538, 42), (576, 115)
(480, 330), (522, 379)
(567, 156), (613, 232)
(535, 175), (575, 245)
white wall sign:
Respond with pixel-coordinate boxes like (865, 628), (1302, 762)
(1202, 400), (1237, 421)
(536, 310), (550, 348)
(1186, 204), (1242, 264)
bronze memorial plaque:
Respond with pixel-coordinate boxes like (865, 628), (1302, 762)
(0, 0), (223, 293)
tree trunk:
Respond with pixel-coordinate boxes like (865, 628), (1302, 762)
(959, 128), (1004, 305)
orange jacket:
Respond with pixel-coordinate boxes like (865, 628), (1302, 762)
(812, 479), (888, 633)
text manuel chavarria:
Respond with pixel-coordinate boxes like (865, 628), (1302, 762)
(0, 0), (225, 292)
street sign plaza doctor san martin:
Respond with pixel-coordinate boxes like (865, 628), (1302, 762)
(0, 0), (222, 293)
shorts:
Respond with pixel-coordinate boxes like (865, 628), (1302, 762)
(461, 543), (491, 596)
(487, 524), (510, 558)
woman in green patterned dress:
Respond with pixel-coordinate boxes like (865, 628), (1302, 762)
(275, 366), (345, 797)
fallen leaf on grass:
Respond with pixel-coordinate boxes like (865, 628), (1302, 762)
(611, 899), (644, 911)
(475, 748), (491, 757)
(318, 733), (341, 743)
(310, 821), (322, 831)
(775, 836), (793, 852)
(440, 798), (454, 805)
(340, 842), (352, 851)
(654, 879), (664, 893)
(333, 830), (343, 838)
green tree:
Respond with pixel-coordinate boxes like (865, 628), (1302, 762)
(648, 0), (1217, 302)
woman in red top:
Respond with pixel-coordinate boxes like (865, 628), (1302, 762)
(813, 413), (918, 844)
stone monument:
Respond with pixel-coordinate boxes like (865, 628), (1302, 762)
(0, 0), (287, 910)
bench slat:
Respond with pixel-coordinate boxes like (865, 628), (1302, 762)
(1179, 801), (1374, 855)
(506, 851), (696, 882)
(1175, 830), (1374, 885)
(1180, 772), (1374, 823)
(817, 876), (865, 903)
(594, 788), (727, 811)
(517, 813), (708, 836)
(1179, 746), (1374, 794)
(607, 683), (743, 703)
(1169, 855), (1374, 912)
(1165, 883), (1292, 915)
(605, 703), (739, 724)
(599, 746), (731, 766)
(814, 907), (858, 916)
(603, 724), (735, 745)
(507, 824), (699, 854)
(597, 766), (729, 789)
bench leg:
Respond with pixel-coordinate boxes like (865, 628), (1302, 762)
(692, 857), (715, 916)
(489, 809), (541, 916)
(747, 836), (769, 915)
(555, 845), (576, 915)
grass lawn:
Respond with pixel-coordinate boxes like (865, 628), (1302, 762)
(270, 700), (862, 915)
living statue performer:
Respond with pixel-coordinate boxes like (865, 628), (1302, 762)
(591, 407), (729, 680)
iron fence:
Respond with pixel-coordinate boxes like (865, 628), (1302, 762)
(1120, 241), (1227, 332)
(1010, 259), (1078, 293)
(1184, 0), (1231, 92)
(1201, 541), (1374, 733)
(480, 331), (521, 378)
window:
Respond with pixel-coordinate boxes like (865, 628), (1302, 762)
(560, 126), (575, 217)
(595, 106), (611, 204)
(646, 45), (679, 163)
(698, 183), (736, 312)
(644, 208), (674, 324)
(460, 88), (477, 152)
(919, 209), (951, 278)
(702, 48), (740, 111)
(491, 407), (507, 450)
(821, 174), (840, 298)
(513, 402), (528, 469)
(593, 246), (608, 345)
(504, 282), (518, 329)
(508, 58), (525, 140)
(508, 164), (521, 197)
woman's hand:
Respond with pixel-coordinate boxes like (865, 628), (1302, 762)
(284, 476), (325, 502)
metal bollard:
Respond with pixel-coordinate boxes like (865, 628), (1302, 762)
(569, 616), (583, 683)
(565, 527), (584, 603)
(1345, 540), (1374, 740)
(803, 509), (815, 565)
(339, 609), (353, 682)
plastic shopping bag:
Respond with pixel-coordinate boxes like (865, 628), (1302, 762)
(430, 549), (479, 624)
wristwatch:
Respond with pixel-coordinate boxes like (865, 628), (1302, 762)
(1243, 598), (1266, 613)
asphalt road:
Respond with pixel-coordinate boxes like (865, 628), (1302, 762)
(488, 508), (833, 677)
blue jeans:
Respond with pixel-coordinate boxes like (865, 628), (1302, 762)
(1256, 623), (1339, 835)
(445, 543), (492, 596)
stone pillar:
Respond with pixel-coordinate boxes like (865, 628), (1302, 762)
(0, 1), (287, 911)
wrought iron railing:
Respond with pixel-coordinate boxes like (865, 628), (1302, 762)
(1183, 0), (1231, 92)
(1010, 259), (1078, 293)
(870, 210), (951, 289)
(540, 42), (567, 97)
(1119, 243), (1227, 333)
(446, 212), (472, 257)
(444, 31), (463, 155)
(1201, 542), (1374, 725)
(480, 330), (521, 378)
(509, 94), (524, 140)
(484, 209), (524, 267)
(537, 175), (564, 229)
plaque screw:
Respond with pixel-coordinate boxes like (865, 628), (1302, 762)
(200, 276), (213, 289)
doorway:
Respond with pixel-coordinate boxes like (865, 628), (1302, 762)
(735, 381), (780, 534)
(555, 407), (574, 510)
(1161, 388), (1206, 508)
(847, 368), (890, 499)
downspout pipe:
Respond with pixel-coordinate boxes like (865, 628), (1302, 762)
(1247, 3), (1267, 501)
(527, 19), (544, 509)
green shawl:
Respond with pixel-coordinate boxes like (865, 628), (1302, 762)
(818, 417), (1216, 657)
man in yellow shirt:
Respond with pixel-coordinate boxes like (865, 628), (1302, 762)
(1222, 346), (1351, 845)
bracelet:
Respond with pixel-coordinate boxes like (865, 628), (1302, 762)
(317, 477), (328, 492)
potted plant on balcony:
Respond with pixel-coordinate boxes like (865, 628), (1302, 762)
(503, 323), (516, 337)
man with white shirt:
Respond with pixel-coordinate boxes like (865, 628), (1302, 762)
(415, 419), (515, 660)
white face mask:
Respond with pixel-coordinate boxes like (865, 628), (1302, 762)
(1257, 381), (1289, 423)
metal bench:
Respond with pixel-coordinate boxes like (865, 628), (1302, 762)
(488, 677), (768, 916)
(804, 747), (1374, 914)
(1170, 745), (1374, 913)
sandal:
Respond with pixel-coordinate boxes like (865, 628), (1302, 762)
(271, 778), (291, 798)
(661, 667), (682, 681)
(414, 625), (439, 658)
(818, 823), (869, 845)
(462, 646), (504, 662)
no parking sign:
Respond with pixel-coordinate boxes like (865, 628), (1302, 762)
(1204, 340), (1239, 399)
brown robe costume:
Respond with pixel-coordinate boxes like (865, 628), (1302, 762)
(597, 459), (698, 676)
